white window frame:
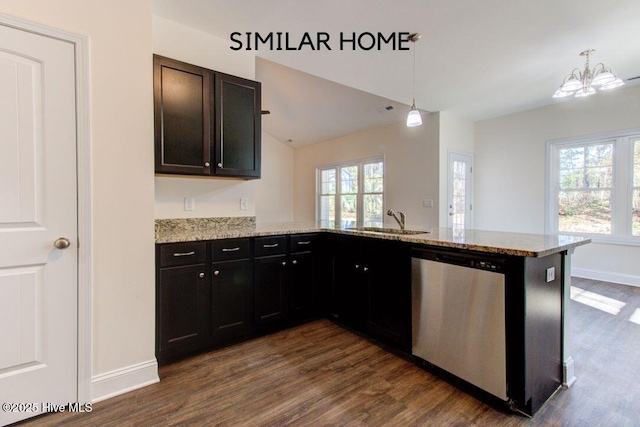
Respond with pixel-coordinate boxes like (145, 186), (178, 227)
(546, 128), (640, 246)
(316, 156), (385, 227)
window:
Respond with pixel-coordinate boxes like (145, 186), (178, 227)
(547, 130), (640, 243)
(317, 158), (384, 227)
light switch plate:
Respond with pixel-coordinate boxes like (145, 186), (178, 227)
(546, 267), (555, 283)
(240, 197), (248, 210)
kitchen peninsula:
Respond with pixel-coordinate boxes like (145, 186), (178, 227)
(155, 217), (589, 416)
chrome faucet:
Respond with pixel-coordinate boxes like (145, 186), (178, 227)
(387, 209), (406, 230)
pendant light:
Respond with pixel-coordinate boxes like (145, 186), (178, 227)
(407, 33), (422, 127)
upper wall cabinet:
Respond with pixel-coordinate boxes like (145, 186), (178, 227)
(153, 55), (261, 179)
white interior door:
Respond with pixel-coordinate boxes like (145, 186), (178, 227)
(0, 23), (78, 426)
(447, 151), (473, 229)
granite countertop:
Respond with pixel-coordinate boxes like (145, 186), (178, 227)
(155, 217), (590, 258)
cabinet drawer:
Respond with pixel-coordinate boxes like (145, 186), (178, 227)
(290, 234), (317, 253)
(159, 242), (207, 268)
(211, 238), (251, 261)
(255, 236), (287, 257)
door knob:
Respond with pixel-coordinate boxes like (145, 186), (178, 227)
(54, 237), (71, 249)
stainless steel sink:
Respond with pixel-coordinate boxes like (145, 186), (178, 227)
(347, 227), (429, 235)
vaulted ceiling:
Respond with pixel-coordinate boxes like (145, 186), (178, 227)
(153, 0), (640, 146)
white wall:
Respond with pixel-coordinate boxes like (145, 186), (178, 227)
(294, 115), (440, 228)
(153, 16), (294, 222)
(475, 84), (640, 284)
(438, 111), (475, 227)
(256, 132), (294, 222)
(0, 0), (157, 382)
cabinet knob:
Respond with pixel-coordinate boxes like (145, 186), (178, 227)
(355, 264), (360, 269)
(199, 272), (205, 278)
(204, 162), (210, 167)
(213, 270), (220, 276)
(363, 266), (369, 272)
(281, 261), (287, 266)
(217, 162), (223, 168)
(292, 260), (298, 265)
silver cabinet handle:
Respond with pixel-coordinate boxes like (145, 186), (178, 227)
(297, 241), (311, 245)
(263, 243), (279, 248)
(213, 270), (220, 276)
(173, 251), (195, 257)
(222, 247), (240, 252)
(54, 237), (71, 249)
(199, 272), (205, 278)
(204, 162), (210, 167)
(217, 162), (223, 167)
(292, 260), (298, 265)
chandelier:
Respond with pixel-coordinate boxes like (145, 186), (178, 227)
(552, 49), (625, 98)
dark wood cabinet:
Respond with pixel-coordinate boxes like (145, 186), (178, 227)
(214, 73), (261, 178)
(156, 242), (208, 363)
(210, 238), (253, 341)
(364, 239), (411, 350)
(211, 258), (253, 341)
(254, 237), (289, 329)
(328, 235), (411, 350)
(153, 55), (261, 179)
(330, 235), (368, 330)
(290, 234), (320, 322)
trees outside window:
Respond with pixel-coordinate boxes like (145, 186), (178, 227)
(548, 131), (640, 242)
(317, 158), (384, 227)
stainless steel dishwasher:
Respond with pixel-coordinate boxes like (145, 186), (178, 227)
(411, 248), (507, 400)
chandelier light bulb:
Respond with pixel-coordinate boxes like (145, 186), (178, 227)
(552, 88), (572, 98)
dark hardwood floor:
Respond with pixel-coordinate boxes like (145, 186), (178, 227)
(17, 277), (640, 426)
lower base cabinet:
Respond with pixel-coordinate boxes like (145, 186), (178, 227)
(327, 235), (411, 351)
(156, 235), (321, 364)
(211, 258), (253, 341)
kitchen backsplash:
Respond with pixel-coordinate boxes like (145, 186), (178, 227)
(155, 216), (256, 241)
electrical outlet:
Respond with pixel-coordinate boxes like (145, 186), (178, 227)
(423, 199), (434, 208)
(546, 267), (555, 283)
(184, 197), (195, 211)
(240, 197), (248, 210)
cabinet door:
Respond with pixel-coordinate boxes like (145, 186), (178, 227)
(331, 235), (367, 330)
(157, 264), (209, 356)
(254, 254), (289, 328)
(211, 259), (253, 341)
(214, 73), (261, 179)
(154, 55), (211, 175)
(290, 251), (315, 322)
(364, 240), (411, 349)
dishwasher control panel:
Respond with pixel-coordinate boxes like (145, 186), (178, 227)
(412, 248), (505, 273)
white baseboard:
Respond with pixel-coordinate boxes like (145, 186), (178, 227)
(572, 267), (640, 287)
(91, 359), (160, 403)
(563, 356), (577, 387)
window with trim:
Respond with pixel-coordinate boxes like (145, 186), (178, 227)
(547, 130), (640, 242)
(317, 158), (384, 227)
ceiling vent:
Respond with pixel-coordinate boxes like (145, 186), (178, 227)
(377, 105), (394, 113)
